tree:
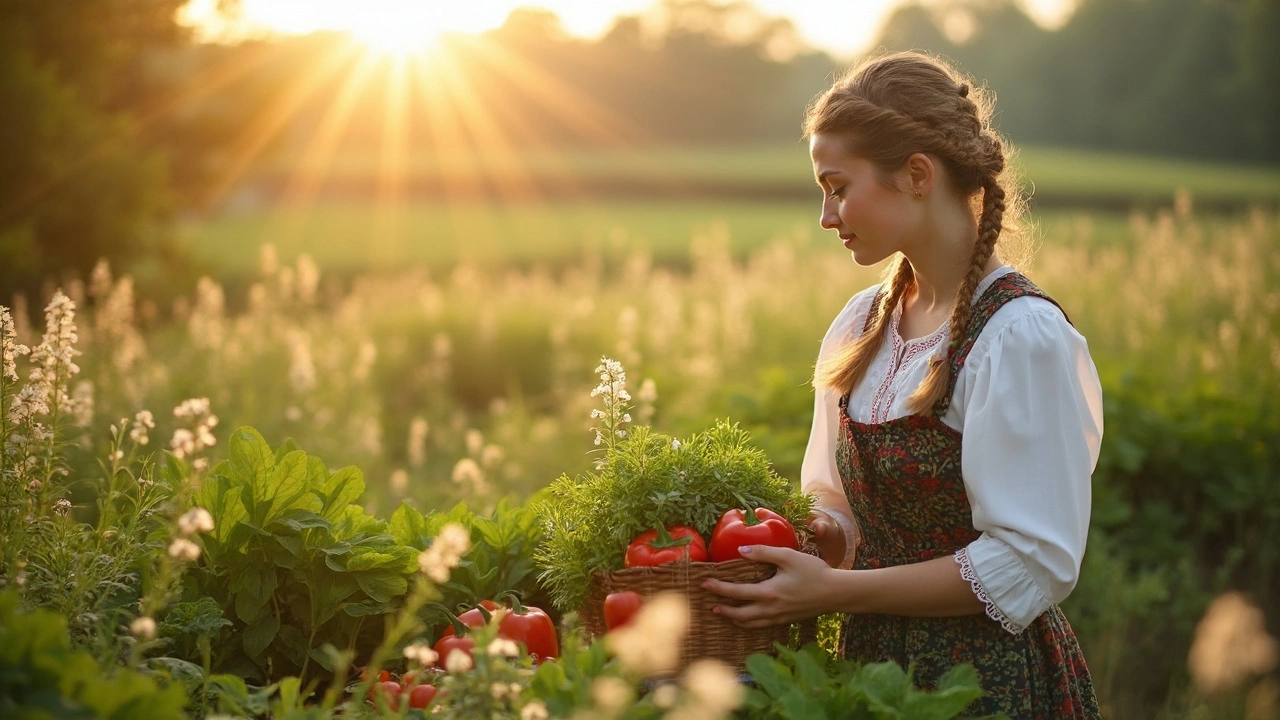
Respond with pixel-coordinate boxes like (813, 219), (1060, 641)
(0, 0), (189, 301)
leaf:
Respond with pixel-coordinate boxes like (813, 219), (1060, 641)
(161, 597), (231, 639)
(229, 427), (276, 485)
(320, 466), (364, 521)
(389, 502), (431, 548)
(309, 646), (337, 672)
(858, 661), (912, 714)
(901, 664), (986, 720)
(147, 657), (205, 684)
(243, 614), (280, 658)
(273, 437), (302, 463)
(343, 600), (394, 617)
(272, 508), (332, 534)
(260, 450), (309, 525)
(276, 625), (310, 667)
(356, 571), (408, 603)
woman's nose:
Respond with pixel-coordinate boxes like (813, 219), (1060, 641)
(820, 202), (839, 230)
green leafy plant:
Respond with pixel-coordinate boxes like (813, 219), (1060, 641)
(389, 498), (550, 631)
(537, 404), (812, 611)
(741, 643), (993, 720)
(182, 427), (419, 684)
(0, 591), (189, 719)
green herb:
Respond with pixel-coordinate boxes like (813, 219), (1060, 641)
(536, 419), (811, 611)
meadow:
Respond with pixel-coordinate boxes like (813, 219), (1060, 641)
(3, 146), (1279, 718)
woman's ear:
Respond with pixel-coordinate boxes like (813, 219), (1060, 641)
(905, 152), (935, 198)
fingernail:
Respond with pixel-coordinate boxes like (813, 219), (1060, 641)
(739, 545), (752, 555)
(712, 606), (721, 614)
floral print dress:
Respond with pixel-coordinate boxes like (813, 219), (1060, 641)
(837, 273), (1102, 719)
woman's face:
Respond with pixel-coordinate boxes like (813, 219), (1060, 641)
(810, 133), (919, 266)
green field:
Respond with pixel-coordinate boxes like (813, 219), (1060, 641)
(187, 143), (1280, 278)
(252, 142), (1280, 203)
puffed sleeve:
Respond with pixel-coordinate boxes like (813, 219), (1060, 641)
(801, 287), (879, 569)
(952, 303), (1103, 634)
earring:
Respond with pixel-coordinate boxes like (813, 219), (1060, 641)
(913, 188), (924, 199)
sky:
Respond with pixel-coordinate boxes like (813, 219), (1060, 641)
(181, 0), (1078, 60)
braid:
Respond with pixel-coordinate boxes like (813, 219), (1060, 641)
(815, 255), (914, 395)
(905, 175), (1005, 415)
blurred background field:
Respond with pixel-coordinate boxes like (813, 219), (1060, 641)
(2, 0), (1279, 718)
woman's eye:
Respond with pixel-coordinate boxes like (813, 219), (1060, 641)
(827, 187), (844, 199)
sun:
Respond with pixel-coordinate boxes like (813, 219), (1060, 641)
(347, 17), (445, 57)
(210, 1), (512, 57)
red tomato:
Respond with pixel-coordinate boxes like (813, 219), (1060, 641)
(367, 680), (402, 706)
(624, 525), (708, 567)
(407, 683), (437, 709)
(603, 591), (643, 630)
(709, 508), (799, 562)
(440, 600), (560, 661)
(497, 605), (559, 660)
(361, 668), (392, 683)
(432, 634), (475, 664)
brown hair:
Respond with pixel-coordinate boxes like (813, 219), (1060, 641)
(804, 51), (1030, 415)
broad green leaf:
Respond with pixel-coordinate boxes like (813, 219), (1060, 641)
(277, 625), (310, 667)
(260, 450), (309, 525)
(229, 427), (276, 484)
(901, 664), (986, 720)
(745, 653), (794, 698)
(343, 600), (394, 617)
(243, 614), (280, 658)
(389, 503), (431, 548)
(859, 662), (912, 714)
(320, 466), (364, 521)
(161, 597), (230, 638)
(147, 656), (205, 684)
(345, 548), (398, 572)
(273, 437), (301, 463)
(356, 571), (408, 603)
(272, 508), (331, 534)
(308, 646), (337, 672)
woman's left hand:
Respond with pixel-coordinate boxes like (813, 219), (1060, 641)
(701, 544), (835, 628)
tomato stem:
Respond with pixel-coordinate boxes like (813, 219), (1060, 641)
(648, 523), (695, 550)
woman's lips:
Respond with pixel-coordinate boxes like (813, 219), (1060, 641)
(840, 233), (856, 248)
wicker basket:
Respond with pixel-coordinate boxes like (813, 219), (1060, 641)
(580, 536), (820, 675)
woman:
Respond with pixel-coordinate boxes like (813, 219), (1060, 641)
(702, 51), (1104, 719)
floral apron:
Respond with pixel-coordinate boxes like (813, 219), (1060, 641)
(836, 273), (1102, 719)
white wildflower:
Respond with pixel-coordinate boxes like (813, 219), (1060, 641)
(1, 306), (31, 382)
(672, 438), (681, 450)
(464, 428), (484, 457)
(487, 637), (520, 658)
(651, 683), (679, 709)
(53, 498), (72, 516)
(1189, 592), (1278, 693)
(683, 659), (744, 716)
(286, 330), (316, 393)
(403, 643), (439, 666)
(407, 417), (429, 468)
(130, 410), (155, 445)
(167, 538), (202, 562)
(480, 444), (504, 469)
(178, 507), (215, 536)
(490, 682), (508, 699)
(417, 522), (470, 583)
(296, 254), (320, 305)
(606, 591), (689, 676)
(444, 648), (473, 673)
(591, 676), (634, 713)
(520, 702), (548, 720)
(130, 616), (157, 639)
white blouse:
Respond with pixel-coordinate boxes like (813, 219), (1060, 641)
(802, 266), (1103, 634)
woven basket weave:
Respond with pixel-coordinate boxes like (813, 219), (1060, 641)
(581, 536), (820, 674)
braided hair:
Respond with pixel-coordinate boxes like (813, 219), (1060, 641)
(805, 52), (1028, 415)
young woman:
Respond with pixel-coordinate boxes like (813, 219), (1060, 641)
(702, 51), (1104, 718)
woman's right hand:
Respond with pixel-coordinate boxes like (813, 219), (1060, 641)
(807, 509), (848, 568)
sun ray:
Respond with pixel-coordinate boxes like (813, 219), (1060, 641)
(204, 39), (365, 210)
(265, 50), (383, 255)
(427, 42), (542, 204)
(462, 34), (647, 149)
(370, 55), (411, 265)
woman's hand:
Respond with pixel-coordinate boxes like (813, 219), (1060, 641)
(700, 545), (836, 628)
(807, 509), (848, 568)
